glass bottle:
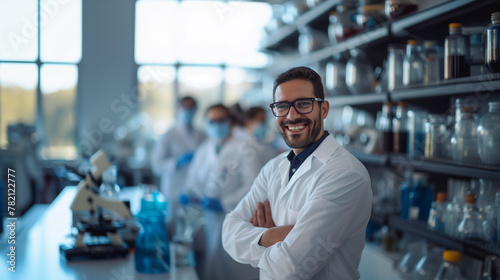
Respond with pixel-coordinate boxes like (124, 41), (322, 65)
(173, 194), (204, 267)
(422, 40), (440, 85)
(469, 30), (487, 76)
(400, 171), (412, 219)
(408, 172), (433, 222)
(384, 0), (418, 20)
(425, 114), (447, 159)
(434, 251), (469, 280)
(346, 48), (374, 94)
(486, 12), (500, 73)
(444, 195), (462, 238)
(356, 4), (386, 31)
(483, 192), (500, 243)
(451, 106), (479, 164)
(413, 245), (444, 280)
(403, 40), (424, 86)
(457, 194), (486, 241)
(335, 3), (361, 41)
(477, 102), (500, 165)
(325, 53), (349, 96)
(99, 165), (120, 200)
(387, 44), (405, 92)
(408, 109), (428, 157)
(135, 211), (171, 274)
(476, 178), (497, 214)
(444, 23), (470, 79)
(328, 11), (339, 45)
(428, 192), (447, 231)
(393, 101), (409, 154)
(398, 241), (426, 280)
(376, 101), (394, 152)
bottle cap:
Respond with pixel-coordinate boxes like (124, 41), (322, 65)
(362, 4), (384, 12)
(407, 39), (419, 45)
(465, 193), (476, 204)
(492, 12), (500, 23)
(437, 192), (447, 202)
(443, 250), (462, 262)
(424, 40), (436, 47)
(397, 101), (407, 107)
(461, 106), (477, 113)
(449, 23), (462, 28)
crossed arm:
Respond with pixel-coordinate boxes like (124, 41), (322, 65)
(249, 201), (294, 248)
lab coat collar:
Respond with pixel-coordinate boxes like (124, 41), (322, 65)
(278, 134), (338, 188)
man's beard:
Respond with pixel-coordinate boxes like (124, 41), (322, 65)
(278, 110), (322, 150)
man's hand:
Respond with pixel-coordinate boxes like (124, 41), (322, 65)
(258, 225), (294, 248)
(250, 201), (275, 228)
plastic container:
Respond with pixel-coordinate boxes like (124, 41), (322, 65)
(428, 192), (447, 231)
(403, 40), (424, 86)
(444, 23), (470, 79)
(477, 102), (500, 165)
(434, 251), (469, 280)
(486, 12), (500, 73)
(135, 211), (171, 274)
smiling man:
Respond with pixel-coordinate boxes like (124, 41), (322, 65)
(222, 66), (372, 280)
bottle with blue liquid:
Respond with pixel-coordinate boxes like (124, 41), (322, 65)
(401, 172), (433, 222)
(135, 186), (170, 274)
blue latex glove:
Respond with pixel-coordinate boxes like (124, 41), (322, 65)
(176, 152), (194, 168)
(201, 197), (224, 212)
(179, 193), (191, 206)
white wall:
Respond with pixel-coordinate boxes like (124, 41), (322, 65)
(77, 0), (137, 155)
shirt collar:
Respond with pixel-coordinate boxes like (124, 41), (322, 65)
(287, 131), (330, 163)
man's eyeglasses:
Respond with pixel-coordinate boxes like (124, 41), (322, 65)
(269, 98), (324, 117)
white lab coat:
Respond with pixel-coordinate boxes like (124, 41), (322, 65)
(185, 134), (263, 280)
(150, 123), (205, 221)
(222, 134), (373, 280)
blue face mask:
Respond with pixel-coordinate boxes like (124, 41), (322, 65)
(254, 123), (268, 141)
(179, 108), (195, 125)
(206, 120), (230, 141)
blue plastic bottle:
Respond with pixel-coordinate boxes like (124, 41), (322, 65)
(408, 173), (433, 222)
(135, 187), (170, 274)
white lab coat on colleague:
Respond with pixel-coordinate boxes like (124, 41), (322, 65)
(185, 134), (263, 280)
(222, 134), (372, 280)
(150, 122), (205, 222)
(233, 129), (279, 169)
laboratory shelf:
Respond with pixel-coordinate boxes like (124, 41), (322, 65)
(261, 0), (339, 50)
(327, 92), (388, 108)
(350, 151), (389, 166)
(388, 215), (500, 259)
(390, 73), (500, 101)
(389, 155), (500, 181)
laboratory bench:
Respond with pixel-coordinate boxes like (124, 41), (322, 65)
(0, 186), (199, 280)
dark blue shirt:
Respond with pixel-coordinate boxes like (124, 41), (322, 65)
(287, 131), (330, 180)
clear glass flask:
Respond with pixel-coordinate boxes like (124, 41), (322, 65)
(457, 194), (486, 241)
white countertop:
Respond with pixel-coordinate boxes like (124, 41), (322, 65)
(0, 186), (199, 280)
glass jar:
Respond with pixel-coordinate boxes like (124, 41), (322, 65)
(425, 114), (447, 159)
(398, 241), (426, 280)
(346, 48), (374, 94)
(486, 12), (500, 73)
(135, 211), (171, 274)
(328, 11), (339, 45)
(384, 0), (418, 20)
(444, 23), (470, 79)
(477, 102), (500, 164)
(451, 106), (479, 164)
(413, 245), (444, 280)
(356, 4), (386, 31)
(422, 40), (440, 85)
(335, 3), (361, 41)
(325, 54), (350, 96)
(434, 251), (469, 280)
(403, 39), (424, 86)
(387, 44), (405, 92)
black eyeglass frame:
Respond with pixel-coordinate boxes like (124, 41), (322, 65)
(269, 97), (324, 117)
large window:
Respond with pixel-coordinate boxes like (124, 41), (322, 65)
(0, 0), (81, 160)
(135, 0), (272, 136)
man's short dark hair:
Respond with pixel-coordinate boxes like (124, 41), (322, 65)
(272, 66), (325, 101)
(244, 107), (266, 121)
(180, 96), (197, 108)
(205, 104), (230, 118)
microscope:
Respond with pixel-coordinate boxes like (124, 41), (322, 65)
(60, 150), (133, 261)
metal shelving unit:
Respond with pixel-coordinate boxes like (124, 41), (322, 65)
(327, 93), (387, 108)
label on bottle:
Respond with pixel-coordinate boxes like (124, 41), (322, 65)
(409, 206), (420, 220)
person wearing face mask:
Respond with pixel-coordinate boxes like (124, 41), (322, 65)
(222, 67), (372, 280)
(184, 104), (261, 280)
(150, 96), (206, 230)
(240, 106), (279, 167)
